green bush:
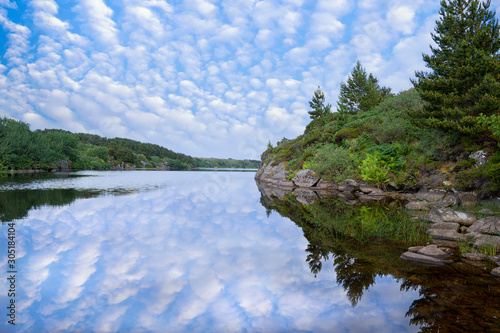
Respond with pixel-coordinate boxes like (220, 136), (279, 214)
(334, 127), (358, 144)
(306, 144), (359, 183)
(360, 151), (389, 185)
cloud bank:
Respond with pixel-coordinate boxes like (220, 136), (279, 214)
(1, 0), (492, 158)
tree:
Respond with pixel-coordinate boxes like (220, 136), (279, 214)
(337, 61), (391, 114)
(412, 0), (500, 134)
(308, 86), (332, 119)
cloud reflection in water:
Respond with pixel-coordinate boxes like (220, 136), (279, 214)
(0, 172), (419, 332)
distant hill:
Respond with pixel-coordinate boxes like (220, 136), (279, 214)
(0, 117), (259, 171)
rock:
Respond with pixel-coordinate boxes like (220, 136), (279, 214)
(430, 222), (460, 231)
(408, 246), (424, 253)
(292, 169), (320, 188)
(492, 267), (500, 277)
(405, 201), (430, 210)
(427, 229), (464, 241)
(414, 189), (447, 202)
(315, 179), (338, 190)
(473, 234), (500, 250)
(417, 245), (450, 259)
(466, 216), (500, 236)
(478, 208), (495, 215)
(460, 226), (469, 233)
(277, 180), (295, 187)
(338, 192), (359, 205)
(356, 190), (387, 203)
(338, 179), (358, 192)
(400, 251), (452, 266)
(458, 191), (478, 208)
(489, 256), (500, 266)
(440, 192), (460, 207)
(315, 190), (339, 199)
(358, 182), (379, 194)
(461, 252), (487, 261)
(272, 170), (289, 180)
(293, 188), (319, 205)
(421, 208), (476, 226)
(470, 150), (487, 167)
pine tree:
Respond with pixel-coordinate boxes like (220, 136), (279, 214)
(337, 61), (391, 114)
(412, 0), (500, 134)
(308, 86), (332, 119)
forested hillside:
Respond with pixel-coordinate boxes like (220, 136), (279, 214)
(0, 118), (259, 171)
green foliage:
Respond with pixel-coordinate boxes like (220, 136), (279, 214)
(337, 61), (391, 114)
(308, 86), (332, 119)
(478, 113), (500, 145)
(412, 0), (500, 134)
(334, 127), (358, 144)
(305, 144), (359, 183)
(360, 152), (390, 185)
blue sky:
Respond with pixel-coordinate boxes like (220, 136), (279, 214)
(1, 0), (499, 159)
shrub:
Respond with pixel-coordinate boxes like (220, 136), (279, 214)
(359, 151), (390, 185)
(306, 144), (359, 183)
(334, 127), (358, 145)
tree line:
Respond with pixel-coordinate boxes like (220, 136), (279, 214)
(308, 0), (500, 139)
(0, 120), (259, 171)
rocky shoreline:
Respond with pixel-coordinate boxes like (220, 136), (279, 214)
(255, 161), (500, 278)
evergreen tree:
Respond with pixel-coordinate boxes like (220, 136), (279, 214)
(337, 61), (391, 114)
(412, 0), (500, 134)
(308, 86), (332, 119)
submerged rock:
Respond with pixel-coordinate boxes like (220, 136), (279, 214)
(461, 252), (487, 261)
(401, 251), (452, 266)
(492, 267), (500, 278)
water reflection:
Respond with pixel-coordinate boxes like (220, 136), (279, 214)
(0, 171), (424, 332)
(258, 182), (500, 331)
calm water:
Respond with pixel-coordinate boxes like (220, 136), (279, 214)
(0, 171), (499, 332)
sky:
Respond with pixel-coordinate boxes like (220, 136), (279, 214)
(1, 0), (500, 159)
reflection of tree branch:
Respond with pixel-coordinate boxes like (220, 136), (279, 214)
(305, 244), (329, 278)
(334, 254), (376, 307)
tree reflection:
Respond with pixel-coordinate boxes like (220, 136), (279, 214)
(257, 182), (500, 332)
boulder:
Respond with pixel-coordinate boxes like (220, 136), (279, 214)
(293, 169), (320, 188)
(358, 182), (379, 194)
(421, 208), (476, 226)
(338, 179), (358, 192)
(408, 246), (424, 253)
(458, 191), (478, 208)
(430, 222), (460, 231)
(492, 267), (500, 278)
(461, 252), (487, 261)
(315, 190), (339, 199)
(338, 192), (359, 205)
(478, 208), (496, 215)
(427, 229), (464, 241)
(473, 234), (500, 250)
(470, 150), (487, 167)
(400, 252), (452, 266)
(406, 201), (430, 210)
(315, 179), (338, 190)
(356, 190), (387, 203)
(417, 245), (450, 259)
(466, 216), (500, 236)
(414, 189), (447, 202)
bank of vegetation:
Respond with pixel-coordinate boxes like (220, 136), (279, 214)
(0, 118), (259, 171)
(261, 0), (500, 198)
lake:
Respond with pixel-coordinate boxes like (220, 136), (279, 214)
(1, 171), (499, 332)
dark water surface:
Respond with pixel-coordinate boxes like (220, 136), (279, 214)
(0, 171), (499, 332)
